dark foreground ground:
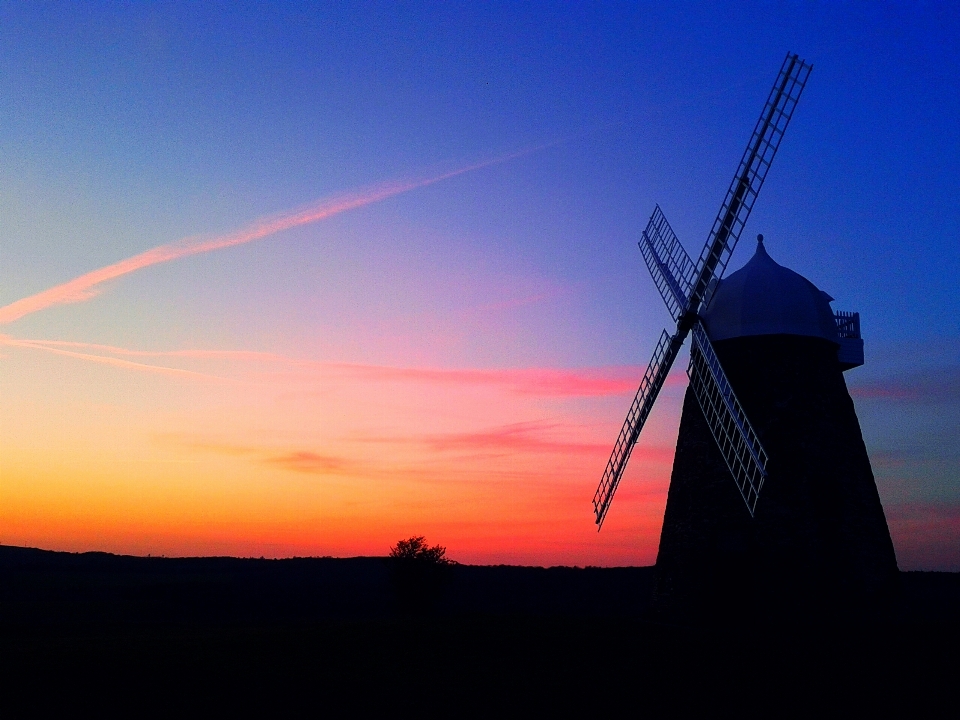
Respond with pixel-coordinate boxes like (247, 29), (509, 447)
(3, 545), (959, 717)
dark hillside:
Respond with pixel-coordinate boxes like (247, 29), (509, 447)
(3, 545), (958, 716)
(0, 545), (655, 625)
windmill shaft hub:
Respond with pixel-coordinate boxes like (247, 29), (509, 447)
(677, 310), (699, 335)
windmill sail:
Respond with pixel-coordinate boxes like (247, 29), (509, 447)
(639, 205), (697, 321)
(593, 330), (683, 528)
(687, 323), (769, 515)
(594, 52), (810, 528)
(692, 53), (812, 309)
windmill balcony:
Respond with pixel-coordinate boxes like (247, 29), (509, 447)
(834, 310), (863, 370)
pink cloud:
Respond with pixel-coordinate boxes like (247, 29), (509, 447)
(359, 420), (677, 462)
(888, 502), (960, 523)
(0, 149), (540, 325)
(423, 421), (610, 456)
(886, 501), (960, 571)
(469, 288), (566, 315)
(850, 367), (960, 402)
(4, 334), (681, 397)
(262, 451), (351, 475)
(156, 434), (357, 476)
(871, 452), (907, 469)
(330, 363), (688, 397)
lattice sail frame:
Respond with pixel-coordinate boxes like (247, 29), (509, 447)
(688, 324), (769, 515)
(592, 52), (812, 528)
(592, 330), (683, 526)
(639, 205), (697, 321)
(694, 53), (812, 310)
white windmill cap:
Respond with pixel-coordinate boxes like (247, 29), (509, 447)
(702, 235), (839, 344)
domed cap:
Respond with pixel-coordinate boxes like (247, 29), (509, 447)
(702, 236), (839, 344)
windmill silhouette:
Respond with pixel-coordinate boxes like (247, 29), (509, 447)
(594, 53), (898, 621)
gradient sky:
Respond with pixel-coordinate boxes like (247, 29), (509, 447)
(1, 2), (957, 569)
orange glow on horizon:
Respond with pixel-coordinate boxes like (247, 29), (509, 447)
(0, 332), (681, 566)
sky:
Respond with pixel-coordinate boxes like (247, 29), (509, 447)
(1, 2), (957, 569)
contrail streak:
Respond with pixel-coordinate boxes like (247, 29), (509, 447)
(2, 334), (663, 396)
(0, 335), (230, 382)
(0, 148), (539, 325)
(10, 336), (289, 362)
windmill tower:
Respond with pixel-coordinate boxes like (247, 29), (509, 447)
(593, 53), (899, 623)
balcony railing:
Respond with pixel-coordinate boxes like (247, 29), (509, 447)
(834, 310), (860, 339)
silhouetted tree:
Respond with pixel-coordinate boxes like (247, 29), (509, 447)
(389, 536), (453, 565)
(388, 536), (456, 614)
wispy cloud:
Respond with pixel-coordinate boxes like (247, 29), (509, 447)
(424, 420), (610, 456)
(0, 148), (542, 325)
(8, 337), (279, 359)
(263, 451), (351, 475)
(329, 363), (659, 397)
(156, 434), (357, 476)
(468, 288), (566, 315)
(871, 433), (960, 467)
(156, 431), (626, 487)
(850, 366), (960, 403)
(887, 501), (960, 524)
(0, 334), (230, 383)
(1, 334), (675, 397)
(871, 452), (907, 470)
(358, 420), (676, 462)
(886, 501), (960, 571)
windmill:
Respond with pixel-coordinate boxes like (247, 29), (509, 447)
(594, 52), (898, 621)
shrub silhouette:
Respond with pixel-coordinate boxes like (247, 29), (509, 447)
(389, 536), (453, 565)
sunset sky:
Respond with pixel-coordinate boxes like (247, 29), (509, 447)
(1, 3), (958, 569)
